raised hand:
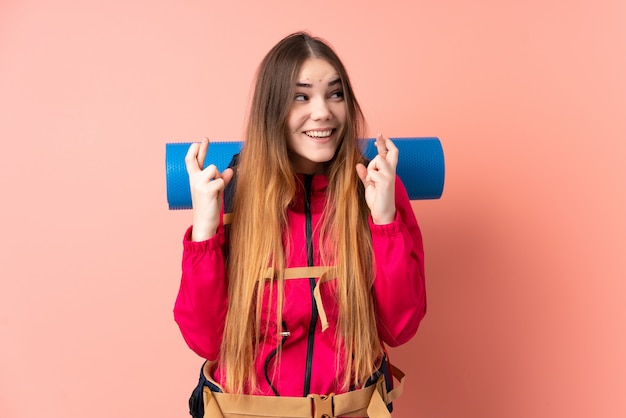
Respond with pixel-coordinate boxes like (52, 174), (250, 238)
(185, 138), (234, 241)
(356, 134), (398, 225)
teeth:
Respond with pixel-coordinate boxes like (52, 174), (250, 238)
(305, 130), (332, 138)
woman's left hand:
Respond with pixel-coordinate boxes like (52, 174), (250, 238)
(356, 134), (397, 225)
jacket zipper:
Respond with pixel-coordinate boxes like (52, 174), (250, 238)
(303, 175), (318, 396)
(264, 321), (289, 396)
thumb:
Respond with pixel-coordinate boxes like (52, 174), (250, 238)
(221, 167), (235, 187)
(355, 163), (369, 187)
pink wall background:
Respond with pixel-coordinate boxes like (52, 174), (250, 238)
(1, 1), (625, 417)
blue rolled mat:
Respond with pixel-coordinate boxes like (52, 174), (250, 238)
(165, 137), (445, 210)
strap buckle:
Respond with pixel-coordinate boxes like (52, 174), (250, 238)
(309, 393), (335, 418)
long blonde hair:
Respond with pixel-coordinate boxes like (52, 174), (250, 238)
(221, 32), (382, 393)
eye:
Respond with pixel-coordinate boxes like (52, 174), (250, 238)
(294, 93), (308, 102)
(330, 90), (345, 100)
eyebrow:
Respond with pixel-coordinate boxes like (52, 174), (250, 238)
(295, 77), (342, 88)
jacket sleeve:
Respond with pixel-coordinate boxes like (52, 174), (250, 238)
(173, 225), (229, 360)
(370, 176), (426, 347)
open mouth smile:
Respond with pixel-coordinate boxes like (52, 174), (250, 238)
(304, 129), (334, 139)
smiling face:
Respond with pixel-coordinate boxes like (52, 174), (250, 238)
(286, 58), (347, 174)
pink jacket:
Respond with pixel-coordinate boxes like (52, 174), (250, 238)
(174, 174), (426, 397)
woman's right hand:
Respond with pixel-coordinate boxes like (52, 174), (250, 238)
(185, 138), (234, 242)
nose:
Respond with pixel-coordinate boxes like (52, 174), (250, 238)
(310, 97), (331, 121)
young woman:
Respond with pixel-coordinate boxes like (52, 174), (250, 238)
(174, 32), (426, 418)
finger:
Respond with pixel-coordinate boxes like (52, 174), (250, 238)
(364, 165), (384, 185)
(197, 137), (209, 169)
(367, 155), (387, 172)
(191, 165), (227, 197)
(221, 167), (235, 188)
(185, 142), (201, 175)
(198, 164), (221, 183)
(201, 166), (232, 194)
(355, 163), (370, 187)
(377, 135), (399, 168)
(375, 134), (388, 158)
(366, 158), (394, 185)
